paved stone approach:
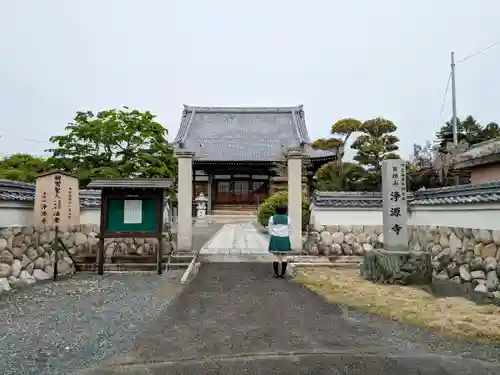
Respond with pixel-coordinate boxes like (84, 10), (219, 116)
(199, 222), (273, 262)
(81, 263), (500, 374)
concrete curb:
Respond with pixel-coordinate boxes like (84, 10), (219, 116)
(181, 258), (201, 284)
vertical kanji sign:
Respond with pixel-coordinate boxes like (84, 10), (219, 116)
(382, 159), (409, 251)
(34, 171), (81, 226)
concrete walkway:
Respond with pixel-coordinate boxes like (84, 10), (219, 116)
(199, 222), (273, 262)
(82, 262), (500, 374)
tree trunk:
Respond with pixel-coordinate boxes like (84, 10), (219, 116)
(360, 249), (432, 285)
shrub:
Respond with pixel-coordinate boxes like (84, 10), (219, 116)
(257, 190), (310, 230)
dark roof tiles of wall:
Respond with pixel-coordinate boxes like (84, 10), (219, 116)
(0, 180), (101, 208)
(312, 180), (500, 208)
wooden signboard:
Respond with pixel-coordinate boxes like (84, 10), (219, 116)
(34, 171), (80, 227)
(86, 178), (173, 275)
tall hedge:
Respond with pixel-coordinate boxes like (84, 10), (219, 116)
(256, 190), (310, 230)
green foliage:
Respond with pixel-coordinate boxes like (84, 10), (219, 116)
(331, 118), (362, 144)
(257, 190), (309, 230)
(0, 153), (51, 182)
(351, 117), (400, 168)
(349, 117), (400, 190)
(311, 138), (343, 151)
(315, 161), (368, 191)
(46, 107), (176, 187)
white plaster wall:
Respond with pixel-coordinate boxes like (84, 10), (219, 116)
(0, 202), (34, 227)
(0, 203), (172, 228)
(311, 208), (382, 227)
(408, 203), (500, 230)
(311, 203), (500, 231)
(80, 208), (101, 225)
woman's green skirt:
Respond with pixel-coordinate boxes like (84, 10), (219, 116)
(269, 235), (292, 253)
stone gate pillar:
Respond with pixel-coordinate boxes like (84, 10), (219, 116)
(287, 151), (303, 250)
(176, 151), (194, 250)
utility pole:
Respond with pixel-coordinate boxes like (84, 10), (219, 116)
(450, 51), (458, 146)
(450, 51), (460, 185)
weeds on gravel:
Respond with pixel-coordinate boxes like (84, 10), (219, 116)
(294, 267), (500, 343)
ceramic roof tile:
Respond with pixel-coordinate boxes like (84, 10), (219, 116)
(87, 178), (173, 189)
(0, 180), (101, 208)
(312, 181), (500, 208)
(174, 105), (337, 161)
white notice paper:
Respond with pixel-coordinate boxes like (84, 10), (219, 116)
(123, 200), (142, 224)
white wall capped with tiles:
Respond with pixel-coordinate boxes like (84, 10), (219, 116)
(0, 202), (171, 228)
(0, 200), (101, 227)
(311, 202), (500, 231)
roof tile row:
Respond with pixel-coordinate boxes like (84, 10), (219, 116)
(312, 180), (500, 208)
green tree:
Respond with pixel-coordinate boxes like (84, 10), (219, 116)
(47, 107), (176, 187)
(350, 117), (400, 190)
(0, 153), (50, 182)
(436, 115), (500, 152)
(315, 161), (367, 191)
(310, 138), (343, 151)
(481, 122), (500, 140)
(331, 118), (362, 145)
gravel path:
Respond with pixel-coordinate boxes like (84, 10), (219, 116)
(0, 222), (223, 375)
(0, 271), (184, 375)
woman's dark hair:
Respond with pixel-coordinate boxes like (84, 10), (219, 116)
(275, 205), (288, 215)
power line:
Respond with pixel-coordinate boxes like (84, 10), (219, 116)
(0, 134), (50, 144)
(457, 40), (500, 64)
(437, 71), (452, 129)
(436, 40), (500, 134)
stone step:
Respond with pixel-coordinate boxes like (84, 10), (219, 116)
(77, 262), (190, 272)
(74, 254), (171, 264)
(211, 210), (256, 216)
(169, 254), (194, 263)
(78, 263), (168, 272)
(199, 253), (274, 263)
(212, 205), (257, 211)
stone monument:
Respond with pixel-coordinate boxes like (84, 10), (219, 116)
(34, 171), (80, 227)
(360, 160), (431, 285)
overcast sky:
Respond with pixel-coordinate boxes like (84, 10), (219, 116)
(1, 0), (499, 160)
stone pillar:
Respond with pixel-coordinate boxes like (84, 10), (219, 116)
(175, 151), (194, 251)
(207, 172), (213, 214)
(287, 151), (302, 251)
(382, 159), (409, 250)
(361, 159), (432, 285)
(34, 170), (80, 228)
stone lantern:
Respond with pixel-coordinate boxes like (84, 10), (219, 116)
(194, 193), (208, 218)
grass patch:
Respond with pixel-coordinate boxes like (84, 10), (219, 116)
(294, 267), (500, 343)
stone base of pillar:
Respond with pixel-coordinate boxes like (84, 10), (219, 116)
(360, 249), (432, 285)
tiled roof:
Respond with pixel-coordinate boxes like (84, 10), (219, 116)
(411, 180), (500, 205)
(312, 180), (500, 208)
(87, 178), (173, 189)
(453, 138), (500, 168)
(0, 180), (35, 202)
(0, 180), (101, 208)
(174, 105), (338, 162)
(312, 191), (383, 208)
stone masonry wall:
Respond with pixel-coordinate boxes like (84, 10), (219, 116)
(306, 225), (500, 295)
(0, 224), (174, 295)
(305, 225), (383, 256)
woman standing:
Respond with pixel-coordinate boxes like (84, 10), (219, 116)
(268, 205), (292, 278)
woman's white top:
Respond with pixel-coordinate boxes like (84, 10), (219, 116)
(268, 216), (292, 237)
